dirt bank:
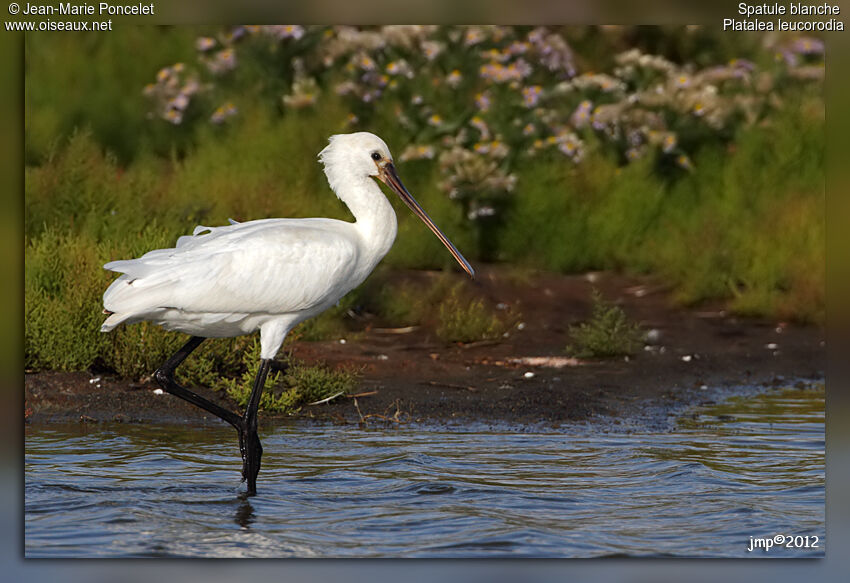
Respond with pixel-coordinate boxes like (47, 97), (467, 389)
(25, 267), (826, 429)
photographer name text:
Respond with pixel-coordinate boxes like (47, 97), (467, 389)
(19, 2), (154, 15)
(725, 3), (843, 30)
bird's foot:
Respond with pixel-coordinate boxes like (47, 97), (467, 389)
(238, 425), (263, 495)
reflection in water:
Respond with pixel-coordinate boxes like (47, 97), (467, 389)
(25, 384), (824, 558)
(234, 496), (255, 529)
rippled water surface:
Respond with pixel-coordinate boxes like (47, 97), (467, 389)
(25, 384), (824, 558)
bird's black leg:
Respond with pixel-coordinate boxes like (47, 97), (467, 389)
(153, 336), (242, 430)
(241, 359), (275, 495)
(155, 338), (285, 494)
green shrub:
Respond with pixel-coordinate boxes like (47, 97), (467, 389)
(567, 289), (644, 358)
(107, 327), (251, 384)
(436, 284), (507, 343)
(371, 281), (428, 327)
(361, 272), (456, 328)
(219, 338), (358, 415)
(25, 229), (111, 370)
(284, 360), (359, 406)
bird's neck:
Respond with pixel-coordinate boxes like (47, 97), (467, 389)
(335, 175), (398, 262)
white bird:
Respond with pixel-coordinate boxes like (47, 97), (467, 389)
(101, 132), (474, 494)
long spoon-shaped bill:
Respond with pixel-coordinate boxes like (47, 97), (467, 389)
(379, 163), (475, 279)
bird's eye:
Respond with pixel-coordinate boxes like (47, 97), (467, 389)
(371, 152), (382, 161)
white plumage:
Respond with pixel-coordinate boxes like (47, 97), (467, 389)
(100, 131), (473, 494)
(101, 132), (473, 359)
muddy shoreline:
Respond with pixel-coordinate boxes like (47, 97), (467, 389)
(25, 268), (826, 430)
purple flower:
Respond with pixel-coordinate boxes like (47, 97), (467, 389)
(210, 102), (237, 124)
(791, 37), (825, 55)
(777, 49), (799, 68)
(474, 92), (491, 111)
(521, 85), (542, 108)
(279, 25), (305, 40)
(729, 58), (756, 71)
(570, 100), (593, 128)
(196, 37), (216, 52)
(169, 93), (189, 111)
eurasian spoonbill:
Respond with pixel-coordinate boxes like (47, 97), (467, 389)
(101, 132), (474, 494)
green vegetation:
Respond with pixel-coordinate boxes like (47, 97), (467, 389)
(499, 100), (824, 322)
(357, 271), (455, 328)
(436, 284), (509, 343)
(218, 340), (359, 415)
(24, 26), (824, 383)
(567, 289), (644, 358)
(366, 279), (430, 328)
(290, 297), (356, 343)
(358, 275), (511, 343)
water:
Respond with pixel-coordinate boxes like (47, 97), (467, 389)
(25, 384), (824, 558)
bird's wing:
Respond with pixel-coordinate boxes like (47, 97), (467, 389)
(103, 219), (360, 316)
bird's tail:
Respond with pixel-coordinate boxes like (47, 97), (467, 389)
(100, 310), (133, 332)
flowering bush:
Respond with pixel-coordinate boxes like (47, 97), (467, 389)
(141, 26), (823, 256)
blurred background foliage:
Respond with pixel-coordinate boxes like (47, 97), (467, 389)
(25, 25), (824, 378)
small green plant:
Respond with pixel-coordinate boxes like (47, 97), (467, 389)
(284, 360), (359, 406)
(371, 281), (428, 327)
(436, 284), (507, 343)
(567, 289), (643, 358)
(356, 271), (456, 328)
(218, 339), (358, 415)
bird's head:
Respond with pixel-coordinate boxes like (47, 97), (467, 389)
(319, 132), (393, 180)
(319, 132), (474, 279)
